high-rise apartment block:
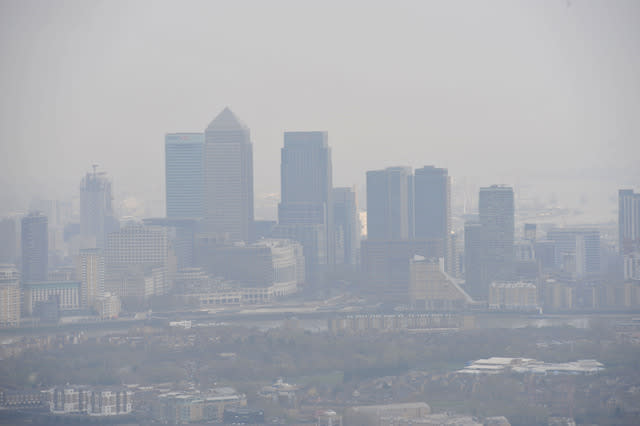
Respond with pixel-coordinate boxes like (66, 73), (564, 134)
(21, 212), (48, 284)
(619, 189), (640, 255)
(77, 248), (105, 308)
(80, 167), (117, 249)
(203, 108), (254, 242)
(0, 264), (20, 327)
(165, 133), (204, 219)
(366, 167), (413, 241)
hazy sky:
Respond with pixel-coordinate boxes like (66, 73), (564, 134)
(1, 0), (638, 219)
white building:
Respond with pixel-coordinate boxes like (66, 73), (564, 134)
(77, 248), (104, 308)
(23, 281), (81, 315)
(94, 293), (121, 319)
(0, 264), (20, 327)
(46, 386), (132, 416)
(489, 281), (538, 311)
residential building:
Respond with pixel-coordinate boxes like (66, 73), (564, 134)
(76, 248), (104, 308)
(0, 264), (20, 327)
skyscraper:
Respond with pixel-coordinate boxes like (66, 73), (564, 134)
(278, 131), (334, 265)
(21, 212), (48, 284)
(366, 166), (413, 241)
(203, 108), (254, 242)
(414, 165), (451, 272)
(478, 185), (515, 288)
(80, 166), (117, 248)
(332, 187), (360, 266)
(619, 189), (640, 255)
(165, 133), (204, 219)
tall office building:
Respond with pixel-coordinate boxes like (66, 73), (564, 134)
(80, 167), (117, 249)
(332, 187), (360, 266)
(479, 185), (515, 283)
(414, 166), (451, 271)
(203, 108), (254, 242)
(165, 133), (204, 218)
(21, 212), (48, 283)
(77, 248), (105, 308)
(366, 167), (413, 241)
(278, 131), (334, 267)
(619, 189), (640, 255)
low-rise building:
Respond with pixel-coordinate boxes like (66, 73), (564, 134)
(346, 402), (431, 426)
(153, 387), (246, 424)
(489, 281), (539, 311)
(23, 281), (81, 316)
(44, 386), (132, 416)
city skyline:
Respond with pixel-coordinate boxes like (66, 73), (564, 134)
(1, 1), (639, 220)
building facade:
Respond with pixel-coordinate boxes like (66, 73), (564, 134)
(21, 212), (48, 284)
(165, 133), (204, 219)
(332, 187), (360, 266)
(478, 185), (515, 291)
(279, 131), (334, 274)
(0, 264), (20, 327)
(547, 228), (601, 279)
(619, 189), (640, 255)
(414, 166), (451, 270)
(203, 107), (254, 242)
(23, 281), (81, 315)
(76, 248), (104, 308)
(366, 167), (413, 241)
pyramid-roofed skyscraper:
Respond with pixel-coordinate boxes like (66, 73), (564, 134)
(203, 107), (254, 242)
